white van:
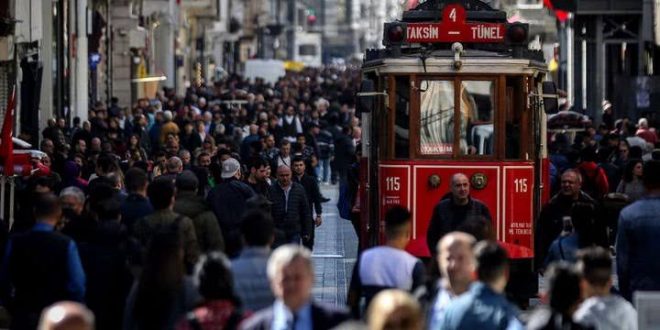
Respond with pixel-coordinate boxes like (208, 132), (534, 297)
(294, 31), (322, 68)
(243, 59), (286, 85)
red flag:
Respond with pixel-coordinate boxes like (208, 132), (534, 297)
(543, 0), (569, 22)
(0, 87), (15, 176)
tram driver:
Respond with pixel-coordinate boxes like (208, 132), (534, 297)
(426, 173), (492, 256)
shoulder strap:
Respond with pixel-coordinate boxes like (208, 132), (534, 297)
(558, 236), (566, 260)
(186, 311), (204, 330)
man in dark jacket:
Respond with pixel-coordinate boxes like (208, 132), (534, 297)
(426, 173), (492, 257)
(0, 193), (86, 329)
(269, 165), (312, 247)
(331, 126), (355, 184)
(120, 168), (154, 233)
(240, 124), (261, 160)
(206, 158), (255, 257)
(174, 170), (224, 253)
(536, 169), (602, 270)
(78, 196), (133, 330)
(133, 177), (200, 272)
(313, 124), (334, 184)
(60, 186), (96, 244)
(244, 156), (271, 199)
(292, 157), (322, 250)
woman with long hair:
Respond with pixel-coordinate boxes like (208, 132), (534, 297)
(176, 253), (246, 330)
(616, 159), (644, 202)
(124, 225), (200, 330)
(125, 133), (148, 163)
(202, 136), (217, 156)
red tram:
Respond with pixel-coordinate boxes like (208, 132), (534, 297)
(357, 0), (558, 300)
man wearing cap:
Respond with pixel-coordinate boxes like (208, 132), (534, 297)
(207, 158), (256, 257)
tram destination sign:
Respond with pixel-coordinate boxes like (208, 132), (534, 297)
(405, 4), (505, 43)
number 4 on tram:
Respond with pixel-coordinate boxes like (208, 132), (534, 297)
(356, 0), (559, 304)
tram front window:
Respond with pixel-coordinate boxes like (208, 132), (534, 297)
(420, 80), (455, 155)
(460, 81), (494, 156)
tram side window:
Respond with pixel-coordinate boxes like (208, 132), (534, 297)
(505, 77), (524, 159)
(459, 81), (495, 156)
(395, 76), (410, 159)
(420, 80), (455, 155)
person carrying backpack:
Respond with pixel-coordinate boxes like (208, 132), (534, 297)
(576, 148), (609, 200)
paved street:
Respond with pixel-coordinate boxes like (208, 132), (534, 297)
(312, 184), (358, 307)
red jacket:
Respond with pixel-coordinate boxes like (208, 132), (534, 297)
(636, 128), (657, 145)
(576, 162), (609, 199)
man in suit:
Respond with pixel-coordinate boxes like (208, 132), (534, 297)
(240, 245), (350, 330)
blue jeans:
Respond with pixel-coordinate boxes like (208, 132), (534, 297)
(316, 158), (331, 183)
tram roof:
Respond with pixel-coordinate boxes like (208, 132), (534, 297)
(367, 0), (547, 65)
(362, 52), (547, 75)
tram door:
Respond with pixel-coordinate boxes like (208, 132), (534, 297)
(363, 72), (542, 261)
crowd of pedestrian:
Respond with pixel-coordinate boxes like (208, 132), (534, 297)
(0, 67), (362, 329)
(539, 105), (660, 302)
(0, 62), (658, 330)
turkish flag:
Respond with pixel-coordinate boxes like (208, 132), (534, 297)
(543, 0), (569, 22)
(0, 87), (15, 176)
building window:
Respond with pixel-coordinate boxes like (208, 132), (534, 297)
(298, 44), (317, 56)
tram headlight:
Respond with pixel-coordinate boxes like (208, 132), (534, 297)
(383, 23), (406, 46)
(506, 23), (529, 46)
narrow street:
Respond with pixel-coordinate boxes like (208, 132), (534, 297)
(312, 184), (358, 306)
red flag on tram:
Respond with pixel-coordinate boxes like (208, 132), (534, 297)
(0, 87), (16, 176)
